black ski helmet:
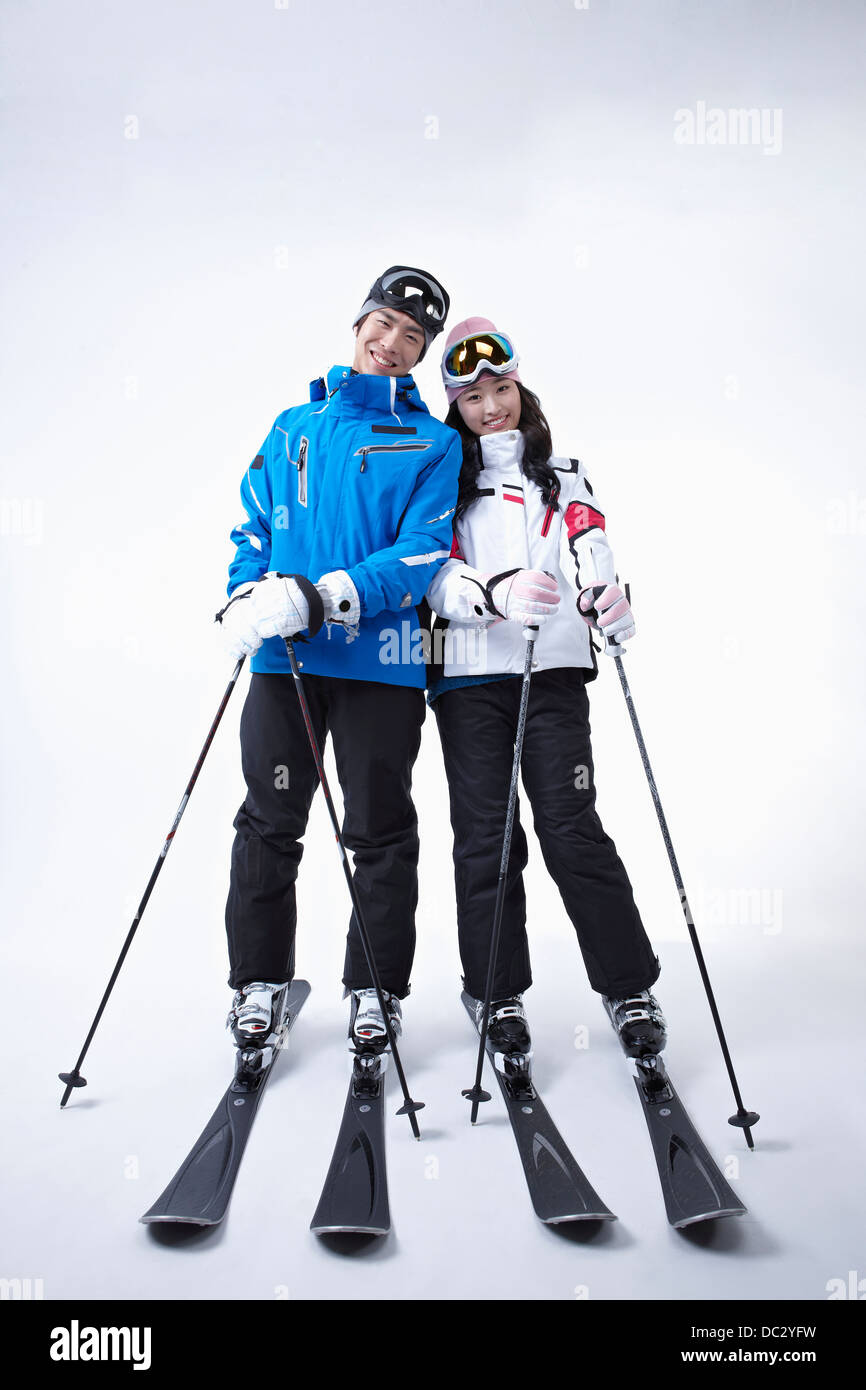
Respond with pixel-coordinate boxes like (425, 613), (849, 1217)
(353, 265), (450, 361)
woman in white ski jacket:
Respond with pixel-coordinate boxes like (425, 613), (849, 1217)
(425, 318), (664, 1057)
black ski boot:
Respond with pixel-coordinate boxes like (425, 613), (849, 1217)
(603, 991), (667, 1058)
(472, 995), (532, 1055)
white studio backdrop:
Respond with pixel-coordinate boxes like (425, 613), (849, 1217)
(1, 0), (864, 1302)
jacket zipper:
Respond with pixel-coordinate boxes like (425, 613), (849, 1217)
(540, 480), (560, 537)
(297, 437), (308, 506)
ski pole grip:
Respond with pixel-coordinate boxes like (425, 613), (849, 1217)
(580, 580), (632, 657)
(522, 571), (554, 641)
(607, 579), (631, 657)
(614, 581), (633, 656)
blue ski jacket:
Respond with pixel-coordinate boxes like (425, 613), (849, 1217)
(227, 365), (462, 686)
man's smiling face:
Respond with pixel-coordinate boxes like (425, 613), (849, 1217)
(352, 307), (425, 376)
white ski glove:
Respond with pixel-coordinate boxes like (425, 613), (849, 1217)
(247, 572), (313, 640)
(577, 583), (635, 652)
(216, 582), (262, 661)
(486, 569), (561, 627)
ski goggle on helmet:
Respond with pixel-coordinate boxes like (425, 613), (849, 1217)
(354, 265), (450, 360)
(441, 329), (520, 391)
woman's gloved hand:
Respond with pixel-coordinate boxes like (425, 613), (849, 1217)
(486, 569), (561, 627)
(577, 583), (635, 651)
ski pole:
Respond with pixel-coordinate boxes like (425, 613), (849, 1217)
(601, 583), (760, 1148)
(59, 657), (248, 1107)
(463, 627), (537, 1124)
(283, 636), (424, 1139)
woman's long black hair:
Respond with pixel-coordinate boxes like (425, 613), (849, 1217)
(445, 381), (561, 520)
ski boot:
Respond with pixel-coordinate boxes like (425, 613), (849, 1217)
(471, 995), (533, 1100)
(472, 995), (532, 1055)
(227, 981), (290, 1089)
(603, 990), (667, 1058)
(348, 986), (402, 1054)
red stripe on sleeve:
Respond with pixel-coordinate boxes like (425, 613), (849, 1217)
(450, 533), (465, 560)
(564, 501), (605, 538)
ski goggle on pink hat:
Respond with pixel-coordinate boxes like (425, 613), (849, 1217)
(441, 317), (521, 405)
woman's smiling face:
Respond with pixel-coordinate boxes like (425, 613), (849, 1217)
(456, 376), (522, 436)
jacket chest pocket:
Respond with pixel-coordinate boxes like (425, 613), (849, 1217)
(355, 441), (434, 473)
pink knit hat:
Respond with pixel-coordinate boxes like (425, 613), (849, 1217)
(442, 317), (521, 405)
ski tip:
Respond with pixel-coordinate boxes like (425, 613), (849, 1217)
(544, 1210), (618, 1225)
(140, 1214), (218, 1227)
(311, 1224), (390, 1237)
(674, 1206), (747, 1229)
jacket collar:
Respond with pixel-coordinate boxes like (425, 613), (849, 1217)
(478, 429), (525, 470)
(320, 365), (430, 420)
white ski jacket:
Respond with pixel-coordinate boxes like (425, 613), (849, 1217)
(425, 429), (618, 678)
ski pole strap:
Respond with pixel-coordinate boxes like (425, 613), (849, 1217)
(214, 585), (254, 625)
(214, 575), (326, 639)
(275, 573), (327, 639)
(578, 583), (606, 627)
(466, 567), (522, 619)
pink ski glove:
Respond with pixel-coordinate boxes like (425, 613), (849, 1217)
(486, 569), (561, 627)
(577, 583), (635, 650)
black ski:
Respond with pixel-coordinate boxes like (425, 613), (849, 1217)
(141, 979), (310, 1227)
(310, 1049), (390, 1235)
(461, 992), (615, 1224)
(631, 1053), (747, 1228)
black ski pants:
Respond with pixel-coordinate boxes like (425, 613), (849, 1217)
(225, 672), (425, 996)
(433, 667), (660, 1001)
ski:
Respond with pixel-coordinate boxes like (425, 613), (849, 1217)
(141, 979), (310, 1226)
(310, 1049), (390, 1235)
(631, 1052), (747, 1228)
(461, 992), (615, 1224)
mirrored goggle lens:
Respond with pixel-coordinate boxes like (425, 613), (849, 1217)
(380, 269), (446, 321)
(443, 333), (516, 379)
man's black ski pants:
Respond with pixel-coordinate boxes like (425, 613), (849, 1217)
(226, 672), (425, 996)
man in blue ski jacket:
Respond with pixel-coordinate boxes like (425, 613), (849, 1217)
(217, 266), (462, 1050)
